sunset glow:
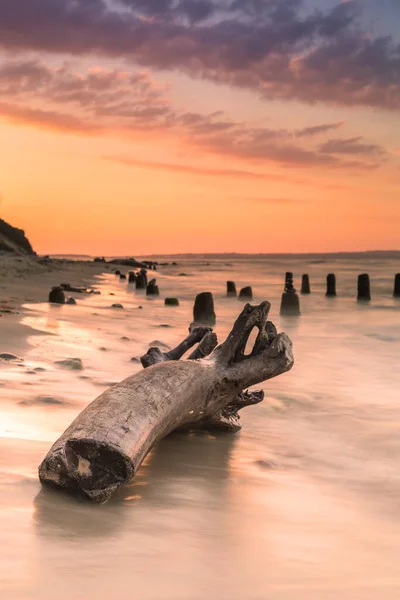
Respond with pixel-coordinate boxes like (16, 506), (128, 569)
(0, 0), (399, 254)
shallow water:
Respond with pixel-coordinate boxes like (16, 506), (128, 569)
(1, 256), (400, 599)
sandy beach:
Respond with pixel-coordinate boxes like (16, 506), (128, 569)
(1, 253), (400, 599)
(0, 254), (112, 355)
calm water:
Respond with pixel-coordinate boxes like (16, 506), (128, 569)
(1, 256), (400, 599)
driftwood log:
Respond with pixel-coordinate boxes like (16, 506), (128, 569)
(38, 302), (294, 503)
(140, 324), (217, 368)
(141, 323), (265, 432)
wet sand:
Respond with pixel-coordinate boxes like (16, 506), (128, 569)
(1, 254), (400, 599)
(0, 254), (112, 353)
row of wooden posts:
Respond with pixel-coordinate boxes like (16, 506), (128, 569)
(193, 271), (399, 325)
(282, 271), (400, 316)
(117, 268), (399, 306)
(224, 273), (400, 318)
(226, 273), (400, 300)
(297, 272), (400, 299)
(113, 269), (399, 322)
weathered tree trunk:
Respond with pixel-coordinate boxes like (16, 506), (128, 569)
(38, 302), (294, 503)
(141, 323), (267, 432)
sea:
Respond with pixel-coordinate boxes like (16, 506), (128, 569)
(1, 254), (400, 599)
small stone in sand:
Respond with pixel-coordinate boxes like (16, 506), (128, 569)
(54, 358), (84, 370)
(99, 347), (108, 351)
(159, 324), (172, 328)
(0, 353), (22, 361)
(254, 459), (277, 470)
(130, 357), (140, 363)
(66, 297), (77, 305)
(49, 286), (66, 304)
(121, 336), (130, 341)
(111, 303), (124, 309)
(19, 395), (66, 406)
(165, 298), (179, 306)
(33, 367), (46, 372)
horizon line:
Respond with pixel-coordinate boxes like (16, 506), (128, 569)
(46, 250), (400, 258)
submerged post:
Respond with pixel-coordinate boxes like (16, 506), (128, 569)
(393, 274), (400, 298)
(135, 272), (146, 290)
(193, 292), (216, 326)
(326, 273), (336, 297)
(140, 269), (148, 285)
(301, 274), (310, 294)
(227, 281), (237, 297)
(280, 273), (300, 315)
(146, 279), (160, 296)
(357, 274), (371, 301)
(239, 286), (253, 300)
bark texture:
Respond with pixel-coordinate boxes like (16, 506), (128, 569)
(38, 302), (294, 503)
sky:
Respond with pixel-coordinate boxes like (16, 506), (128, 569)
(0, 0), (399, 255)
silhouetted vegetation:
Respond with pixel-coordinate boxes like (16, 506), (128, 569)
(0, 218), (35, 254)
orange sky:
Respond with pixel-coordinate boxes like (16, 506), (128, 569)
(0, 1), (399, 255)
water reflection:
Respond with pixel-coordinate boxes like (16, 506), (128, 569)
(33, 487), (126, 539)
(33, 432), (236, 540)
(45, 313), (61, 331)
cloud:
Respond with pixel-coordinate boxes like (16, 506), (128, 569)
(197, 132), (341, 167)
(319, 136), (385, 155)
(0, 1), (399, 110)
(0, 60), (171, 123)
(0, 101), (101, 133)
(120, 0), (215, 23)
(0, 58), (386, 170)
(104, 155), (296, 181)
(296, 121), (345, 138)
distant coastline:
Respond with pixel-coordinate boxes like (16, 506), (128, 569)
(47, 250), (400, 260)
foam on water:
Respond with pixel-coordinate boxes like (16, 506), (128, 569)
(0, 255), (399, 599)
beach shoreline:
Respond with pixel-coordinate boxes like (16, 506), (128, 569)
(0, 254), (111, 355)
(1, 252), (400, 599)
